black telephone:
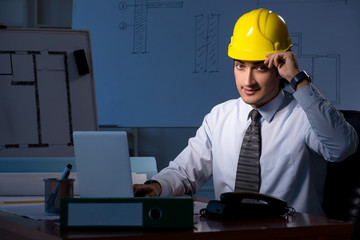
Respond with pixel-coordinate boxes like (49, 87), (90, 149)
(200, 192), (295, 219)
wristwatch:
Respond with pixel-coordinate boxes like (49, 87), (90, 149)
(290, 71), (311, 90)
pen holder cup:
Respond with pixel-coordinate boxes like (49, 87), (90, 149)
(43, 178), (75, 214)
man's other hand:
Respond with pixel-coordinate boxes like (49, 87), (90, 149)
(133, 181), (162, 197)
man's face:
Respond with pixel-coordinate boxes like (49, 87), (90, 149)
(234, 60), (281, 109)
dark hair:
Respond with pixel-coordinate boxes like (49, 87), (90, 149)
(279, 75), (287, 89)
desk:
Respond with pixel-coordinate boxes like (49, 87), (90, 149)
(0, 210), (353, 240)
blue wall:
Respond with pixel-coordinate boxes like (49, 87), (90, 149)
(73, 0), (360, 128)
(1, 1), (360, 193)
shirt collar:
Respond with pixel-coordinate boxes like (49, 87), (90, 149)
(257, 89), (285, 123)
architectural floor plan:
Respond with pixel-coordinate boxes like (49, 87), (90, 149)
(0, 29), (98, 157)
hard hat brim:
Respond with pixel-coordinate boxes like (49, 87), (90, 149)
(228, 44), (293, 61)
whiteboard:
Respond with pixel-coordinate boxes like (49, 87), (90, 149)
(73, 0), (360, 127)
(0, 29), (98, 157)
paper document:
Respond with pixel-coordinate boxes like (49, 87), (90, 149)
(0, 196), (59, 220)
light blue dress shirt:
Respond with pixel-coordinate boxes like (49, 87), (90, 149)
(154, 85), (358, 216)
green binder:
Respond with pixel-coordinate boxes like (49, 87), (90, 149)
(60, 197), (194, 229)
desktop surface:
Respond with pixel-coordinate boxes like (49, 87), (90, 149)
(0, 208), (353, 240)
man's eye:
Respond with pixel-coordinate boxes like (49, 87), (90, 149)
(257, 65), (268, 71)
(235, 64), (244, 70)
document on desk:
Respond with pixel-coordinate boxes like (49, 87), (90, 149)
(0, 196), (59, 220)
(194, 201), (208, 215)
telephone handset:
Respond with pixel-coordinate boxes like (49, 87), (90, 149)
(200, 192), (295, 219)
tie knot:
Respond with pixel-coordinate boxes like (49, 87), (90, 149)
(250, 109), (261, 122)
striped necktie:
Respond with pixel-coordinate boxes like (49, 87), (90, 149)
(234, 109), (261, 192)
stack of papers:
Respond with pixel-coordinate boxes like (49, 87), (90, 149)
(0, 196), (59, 220)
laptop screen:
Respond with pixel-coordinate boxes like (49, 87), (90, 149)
(73, 131), (134, 198)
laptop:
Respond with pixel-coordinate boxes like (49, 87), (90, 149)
(73, 131), (134, 198)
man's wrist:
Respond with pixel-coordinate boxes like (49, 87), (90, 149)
(290, 71), (311, 91)
(144, 180), (159, 185)
(294, 79), (310, 90)
(144, 180), (162, 196)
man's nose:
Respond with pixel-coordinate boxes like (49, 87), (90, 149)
(243, 70), (255, 86)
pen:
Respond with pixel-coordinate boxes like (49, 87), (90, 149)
(58, 164), (72, 180)
(45, 164), (72, 211)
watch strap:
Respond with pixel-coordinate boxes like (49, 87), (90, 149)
(290, 71), (310, 90)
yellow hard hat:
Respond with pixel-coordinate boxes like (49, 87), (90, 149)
(228, 8), (292, 61)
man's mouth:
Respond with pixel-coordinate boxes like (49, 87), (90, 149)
(243, 87), (259, 95)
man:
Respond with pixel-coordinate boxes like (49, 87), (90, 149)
(133, 8), (358, 216)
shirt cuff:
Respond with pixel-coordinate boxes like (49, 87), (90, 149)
(151, 178), (170, 197)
